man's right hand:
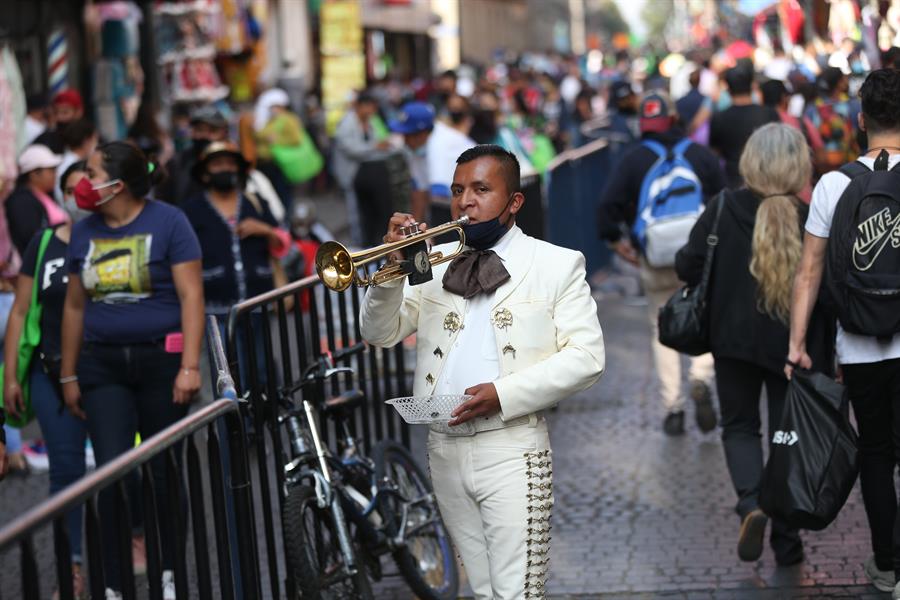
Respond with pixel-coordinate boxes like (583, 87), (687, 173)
(384, 213), (427, 244)
(611, 239), (639, 266)
(384, 213), (427, 261)
(784, 346), (812, 380)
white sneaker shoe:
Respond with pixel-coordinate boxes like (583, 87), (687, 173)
(893, 580), (900, 600)
(105, 589), (123, 600)
(865, 555), (895, 592)
(162, 569), (176, 600)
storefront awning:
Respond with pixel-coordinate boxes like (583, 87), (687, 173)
(360, 0), (440, 34)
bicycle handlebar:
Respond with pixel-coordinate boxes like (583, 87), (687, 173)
(301, 343), (367, 382)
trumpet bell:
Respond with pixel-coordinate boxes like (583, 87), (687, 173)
(315, 241), (355, 292)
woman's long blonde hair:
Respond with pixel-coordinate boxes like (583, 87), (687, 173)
(739, 123), (811, 324)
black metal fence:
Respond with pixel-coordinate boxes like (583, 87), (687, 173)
(1, 273), (414, 600)
(0, 318), (260, 600)
(225, 273), (413, 600)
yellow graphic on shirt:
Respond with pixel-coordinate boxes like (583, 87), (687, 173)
(82, 235), (153, 302)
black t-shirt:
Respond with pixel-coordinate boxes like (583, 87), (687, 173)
(20, 230), (68, 358)
(709, 104), (780, 188)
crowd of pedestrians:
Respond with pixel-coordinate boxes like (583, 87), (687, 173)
(2, 30), (900, 599)
(590, 37), (900, 599)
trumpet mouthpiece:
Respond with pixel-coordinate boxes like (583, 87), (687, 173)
(457, 215), (470, 225)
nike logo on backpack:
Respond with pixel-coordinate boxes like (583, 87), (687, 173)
(853, 207), (900, 271)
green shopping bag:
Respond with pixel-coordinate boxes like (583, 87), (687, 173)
(0, 229), (53, 427)
(272, 126), (324, 184)
(528, 134), (556, 175)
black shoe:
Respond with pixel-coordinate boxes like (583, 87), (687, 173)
(691, 380), (717, 432)
(663, 411), (685, 436)
(737, 509), (768, 562)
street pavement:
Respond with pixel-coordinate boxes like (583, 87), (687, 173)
(0, 196), (889, 598)
(0, 292), (887, 598)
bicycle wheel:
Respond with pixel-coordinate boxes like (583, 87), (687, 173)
(374, 440), (459, 600)
(282, 484), (374, 600)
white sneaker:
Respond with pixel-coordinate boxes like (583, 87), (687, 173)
(162, 569), (176, 600)
(893, 580), (900, 600)
(865, 555), (895, 592)
(105, 589), (123, 600)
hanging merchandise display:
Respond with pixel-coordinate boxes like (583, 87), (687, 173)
(154, 0), (230, 104)
(0, 45), (26, 193)
(85, 1), (145, 142)
(215, 0), (268, 104)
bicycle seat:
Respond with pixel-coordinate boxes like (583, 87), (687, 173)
(323, 389), (366, 416)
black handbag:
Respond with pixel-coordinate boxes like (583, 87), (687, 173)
(657, 192), (725, 356)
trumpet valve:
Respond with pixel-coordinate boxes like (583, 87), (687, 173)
(399, 222), (422, 238)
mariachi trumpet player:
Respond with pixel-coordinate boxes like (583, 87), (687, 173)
(359, 144), (605, 600)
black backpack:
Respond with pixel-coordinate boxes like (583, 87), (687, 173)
(824, 154), (900, 339)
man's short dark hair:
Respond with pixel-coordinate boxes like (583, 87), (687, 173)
(61, 118), (96, 150)
(456, 144), (521, 195)
(860, 68), (900, 134)
(724, 65), (753, 95)
(760, 80), (788, 108)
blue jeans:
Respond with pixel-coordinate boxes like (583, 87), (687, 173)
(30, 361), (87, 561)
(79, 341), (187, 591)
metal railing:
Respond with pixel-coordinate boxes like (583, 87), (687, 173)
(226, 272), (413, 600)
(0, 318), (260, 600)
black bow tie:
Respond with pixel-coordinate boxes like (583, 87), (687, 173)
(442, 249), (511, 299)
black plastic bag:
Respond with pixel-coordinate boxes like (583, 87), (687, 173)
(759, 369), (859, 531)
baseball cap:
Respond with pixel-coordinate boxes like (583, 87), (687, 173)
(52, 89), (83, 111)
(639, 92), (677, 133)
(388, 102), (435, 134)
(610, 80), (635, 102)
(18, 144), (62, 174)
(190, 105), (228, 129)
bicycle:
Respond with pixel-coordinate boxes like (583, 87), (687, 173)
(277, 345), (459, 600)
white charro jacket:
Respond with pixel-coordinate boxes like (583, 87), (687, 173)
(359, 226), (605, 421)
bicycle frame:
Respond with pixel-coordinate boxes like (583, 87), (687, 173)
(279, 351), (445, 593)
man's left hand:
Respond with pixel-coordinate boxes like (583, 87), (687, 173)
(449, 383), (501, 426)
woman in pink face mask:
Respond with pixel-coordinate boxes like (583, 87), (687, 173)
(59, 142), (205, 599)
(3, 161), (90, 599)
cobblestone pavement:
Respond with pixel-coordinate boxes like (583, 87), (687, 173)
(0, 286), (888, 599)
(535, 294), (880, 598)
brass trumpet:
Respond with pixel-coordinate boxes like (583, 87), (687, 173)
(315, 216), (470, 291)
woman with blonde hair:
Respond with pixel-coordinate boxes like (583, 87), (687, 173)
(675, 122), (834, 566)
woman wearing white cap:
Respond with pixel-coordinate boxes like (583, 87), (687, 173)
(5, 144), (67, 255)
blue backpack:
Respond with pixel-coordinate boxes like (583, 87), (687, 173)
(632, 138), (705, 267)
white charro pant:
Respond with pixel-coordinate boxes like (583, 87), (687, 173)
(427, 418), (553, 600)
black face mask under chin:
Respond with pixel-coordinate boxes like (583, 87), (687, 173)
(207, 171), (240, 192)
(462, 196), (514, 251)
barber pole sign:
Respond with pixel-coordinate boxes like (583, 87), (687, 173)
(47, 29), (68, 95)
